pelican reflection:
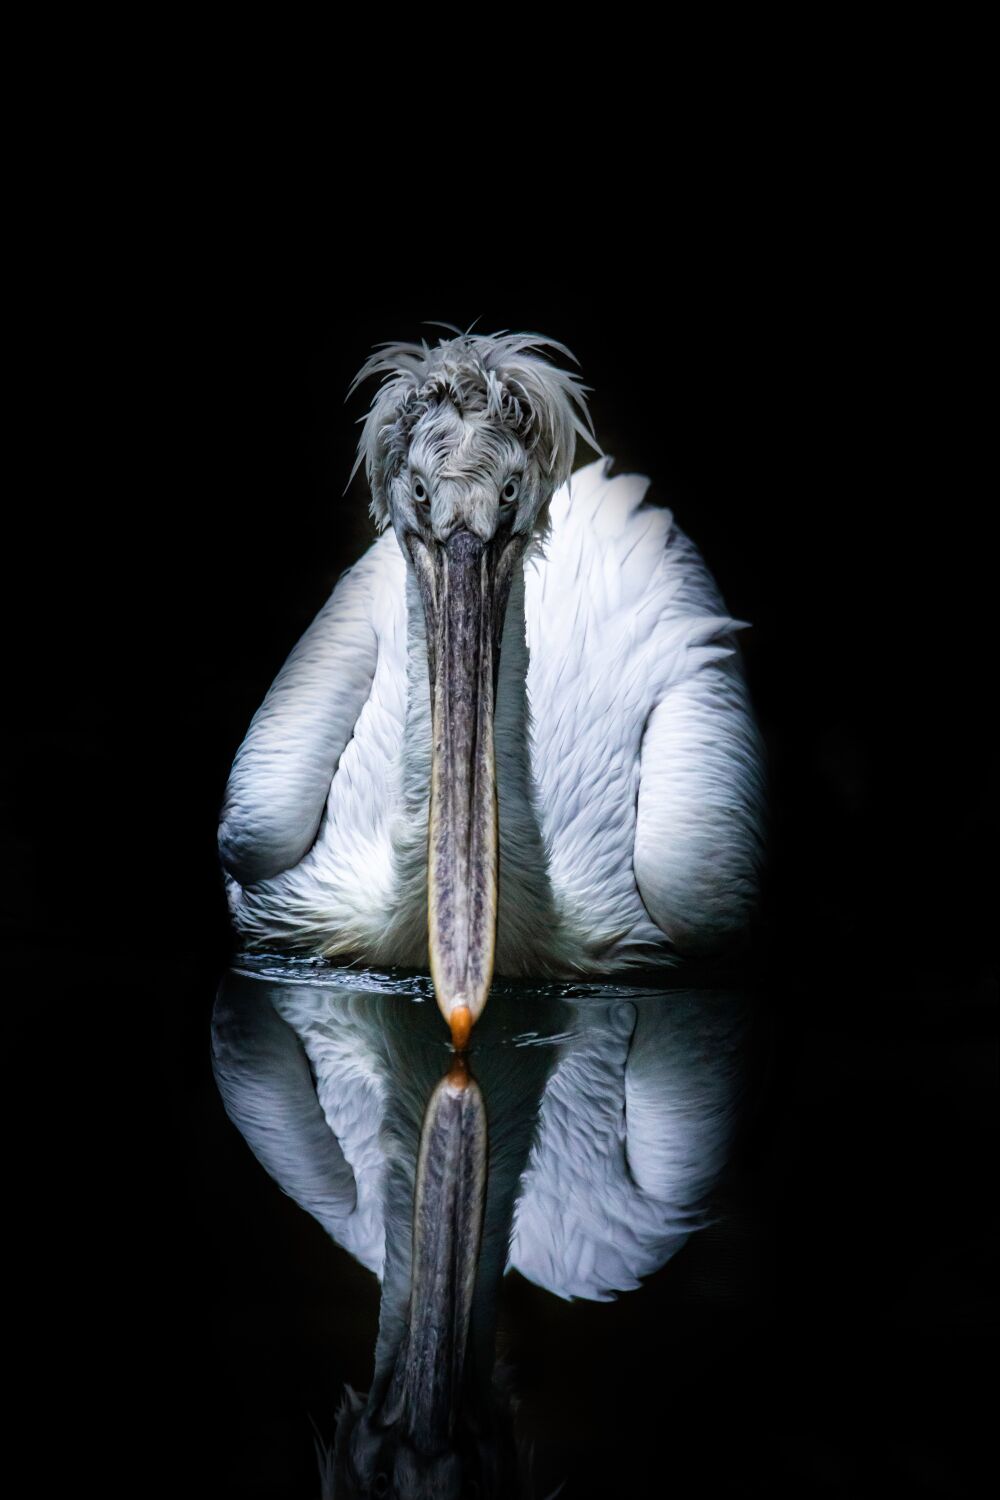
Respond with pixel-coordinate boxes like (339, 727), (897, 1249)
(212, 961), (754, 1495)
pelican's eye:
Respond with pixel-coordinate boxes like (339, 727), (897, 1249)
(501, 475), (521, 505)
(412, 476), (429, 505)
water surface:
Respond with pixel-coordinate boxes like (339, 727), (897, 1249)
(210, 958), (761, 1496)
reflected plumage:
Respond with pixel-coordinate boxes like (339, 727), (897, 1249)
(213, 967), (750, 1300)
(212, 966), (753, 1495)
(219, 329), (764, 1039)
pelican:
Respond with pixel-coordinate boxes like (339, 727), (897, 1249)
(219, 329), (765, 1043)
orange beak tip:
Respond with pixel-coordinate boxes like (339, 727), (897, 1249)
(449, 1005), (473, 1052)
(446, 1052), (471, 1089)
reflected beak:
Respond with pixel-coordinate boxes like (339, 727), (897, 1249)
(378, 1061), (488, 1449)
(407, 527), (522, 1046)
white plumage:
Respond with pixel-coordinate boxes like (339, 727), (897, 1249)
(220, 453), (764, 974)
(211, 966), (750, 1305)
(215, 329), (764, 1495)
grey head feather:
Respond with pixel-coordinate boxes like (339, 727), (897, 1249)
(345, 330), (602, 529)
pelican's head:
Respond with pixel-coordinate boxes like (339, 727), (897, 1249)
(349, 330), (599, 1045)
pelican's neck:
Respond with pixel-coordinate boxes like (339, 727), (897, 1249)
(389, 545), (559, 973)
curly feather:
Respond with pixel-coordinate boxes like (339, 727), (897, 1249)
(346, 328), (602, 528)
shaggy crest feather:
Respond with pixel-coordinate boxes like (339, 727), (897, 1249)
(346, 327), (602, 528)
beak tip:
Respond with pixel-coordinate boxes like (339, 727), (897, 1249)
(449, 1005), (474, 1051)
(446, 1052), (471, 1089)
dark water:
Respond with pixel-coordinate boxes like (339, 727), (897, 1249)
(208, 958), (763, 1497)
(189, 960), (996, 1498)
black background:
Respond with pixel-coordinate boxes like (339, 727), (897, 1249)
(13, 150), (994, 1496)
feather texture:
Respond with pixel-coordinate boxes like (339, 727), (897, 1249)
(220, 455), (765, 971)
(212, 970), (750, 1303)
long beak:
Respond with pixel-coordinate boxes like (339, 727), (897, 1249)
(378, 1058), (488, 1451)
(408, 528), (522, 1047)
